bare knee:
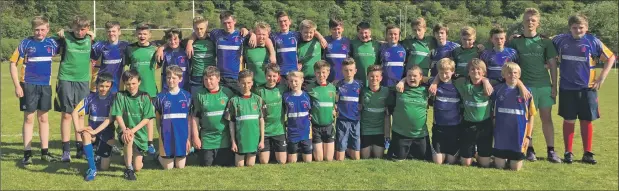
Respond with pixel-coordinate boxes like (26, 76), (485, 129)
(24, 112), (36, 124)
(37, 112), (49, 124)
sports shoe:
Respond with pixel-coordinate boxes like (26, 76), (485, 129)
(124, 169), (137, 181)
(61, 151), (72, 162)
(526, 150), (537, 161)
(581, 152), (597, 164)
(547, 151), (562, 163)
(563, 152), (574, 164)
(41, 153), (59, 162)
(84, 168), (97, 181)
(75, 149), (84, 159)
(22, 155), (32, 165)
(147, 144), (156, 155)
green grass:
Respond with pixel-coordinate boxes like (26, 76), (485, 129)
(1, 62), (618, 190)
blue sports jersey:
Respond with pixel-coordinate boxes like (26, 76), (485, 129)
(433, 79), (461, 126)
(210, 29), (244, 79)
(91, 41), (129, 93)
(336, 80), (362, 121)
(430, 41), (460, 76)
(283, 91), (311, 143)
(479, 47), (518, 81)
(153, 89), (192, 157)
(76, 92), (115, 128)
(271, 31), (300, 75)
(324, 36), (351, 81)
(492, 83), (535, 153)
(17, 37), (59, 85)
(380, 43), (407, 87)
(552, 33), (615, 90)
(159, 47), (190, 91)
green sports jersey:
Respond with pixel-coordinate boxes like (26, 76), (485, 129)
(391, 84), (429, 138)
(306, 82), (337, 126)
(110, 91), (155, 151)
(125, 42), (158, 97)
(401, 36), (436, 71)
(350, 39), (381, 84)
(452, 47), (481, 77)
(191, 86), (234, 149)
(298, 39), (322, 78)
(58, 31), (92, 82)
(224, 94), (264, 153)
(244, 45), (269, 87)
(189, 38), (216, 77)
(454, 77), (491, 122)
(507, 35), (557, 87)
(253, 83), (286, 137)
(361, 86), (390, 135)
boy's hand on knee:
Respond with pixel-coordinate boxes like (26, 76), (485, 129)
(258, 141), (264, 150)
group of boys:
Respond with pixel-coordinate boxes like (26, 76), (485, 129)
(10, 7), (615, 182)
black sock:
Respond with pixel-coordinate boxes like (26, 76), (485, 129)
(76, 142), (83, 151)
(41, 148), (49, 155)
(547, 147), (555, 152)
(24, 150), (32, 157)
(527, 146), (535, 153)
(62, 142), (70, 152)
(148, 141), (153, 146)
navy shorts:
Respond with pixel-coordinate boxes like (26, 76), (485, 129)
(335, 119), (361, 151)
(93, 124), (115, 158)
(287, 139), (313, 154)
(312, 123), (335, 144)
(493, 148), (525, 161)
(558, 88), (600, 121)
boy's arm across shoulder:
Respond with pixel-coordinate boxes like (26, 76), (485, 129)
(313, 31), (328, 49)
(516, 79), (531, 100)
(481, 78), (494, 97)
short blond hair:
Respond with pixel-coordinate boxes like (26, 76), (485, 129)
(31, 16), (49, 28)
(523, 8), (541, 19)
(166, 65), (184, 78)
(193, 16), (208, 26)
(501, 62), (521, 77)
(568, 14), (588, 27)
(467, 58), (486, 74)
(437, 58), (456, 72)
(299, 19), (316, 31)
(72, 15), (91, 28)
(287, 71), (304, 79)
(411, 17), (426, 28)
(254, 21), (271, 33)
(460, 26), (476, 37)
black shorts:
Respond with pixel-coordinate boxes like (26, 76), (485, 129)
(116, 132), (147, 154)
(19, 83), (53, 112)
(287, 139), (313, 154)
(220, 77), (240, 96)
(492, 148), (525, 161)
(558, 88), (600, 121)
(93, 124), (115, 158)
(431, 124), (459, 156)
(312, 123), (335, 144)
(361, 134), (385, 148)
(54, 80), (90, 113)
(198, 148), (234, 167)
(458, 119), (493, 158)
(389, 132), (431, 160)
(262, 134), (287, 152)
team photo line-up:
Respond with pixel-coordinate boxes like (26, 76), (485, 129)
(10, 7), (615, 182)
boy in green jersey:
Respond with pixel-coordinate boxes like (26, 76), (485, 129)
(187, 17), (217, 94)
(360, 65), (390, 159)
(191, 66), (235, 167)
(452, 27), (481, 77)
(350, 22), (381, 84)
(254, 65), (288, 164)
(125, 24), (159, 157)
(298, 20), (323, 88)
(306, 61), (337, 162)
(244, 22), (272, 88)
(401, 17), (435, 76)
(111, 69), (155, 180)
(225, 70), (265, 167)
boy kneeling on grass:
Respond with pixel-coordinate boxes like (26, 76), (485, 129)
(111, 69), (156, 181)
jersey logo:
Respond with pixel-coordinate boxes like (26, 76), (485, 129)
(47, 46), (52, 54)
(287, 102), (295, 109)
(302, 101), (310, 109)
(234, 36), (240, 43)
(499, 94), (505, 101)
(342, 44), (348, 51)
(220, 98), (227, 105)
(384, 51), (390, 58)
(328, 44), (333, 50)
(289, 37), (296, 44)
(581, 46), (587, 53)
(276, 37), (283, 45)
(181, 101), (187, 108)
(164, 101), (171, 109)
(27, 47), (36, 54)
(252, 103), (258, 110)
(398, 51), (405, 58)
(329, 92), (334, 98)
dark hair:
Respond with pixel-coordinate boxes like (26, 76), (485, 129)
(385, 24), (400, 34)
(314, 60), (331, 71)
(105, 21), (121, 30)
(219, 10), (235, 21)
(135, 23), (150, 31)
(238, 70), (254, 80)
(489, 26), (506, 37)
(357, 21), (371, 31)
(164, 28), (183, 40)
(275, 11), (289, 19)
(329, 18), (343, 29)
(342, 58), (355, 66)
(367, 65), (382, 76)
(96, 73), (114, 84)
(122, 69), (141, 82)
(204, 66), (220, 78)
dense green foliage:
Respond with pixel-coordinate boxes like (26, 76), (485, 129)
(1, 0), (617, 61)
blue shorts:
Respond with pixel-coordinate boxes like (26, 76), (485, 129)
(335, 119), (361, 151)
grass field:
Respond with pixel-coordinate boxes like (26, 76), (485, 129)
(1, 62), (617, 190)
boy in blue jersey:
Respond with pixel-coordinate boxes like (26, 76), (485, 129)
(324, 18), (350, 82)
(283, 71), (313, 163)
(430, 58), (462, 165)
(157, 28), (190, 92)
(335, 58), (363, 161)
(429, 23), (460, 77)
(381, 25), (407, 88)
(153, 65), (192, 169)
(552, 14), (616, 164)
(479, 27), (518, 82)
(272, 11), (327, 79)
(491, 63), (536, 171)
(10, 16), (61, 165)
(71, 73), (116, 181)
(90, 21), (129, 94)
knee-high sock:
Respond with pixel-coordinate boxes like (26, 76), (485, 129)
(580, 120), (593, 152)
(563, 121), (575, 153)
(84, 144), (96, 170)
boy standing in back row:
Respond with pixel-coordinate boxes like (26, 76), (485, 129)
(324, 18), (350, 82)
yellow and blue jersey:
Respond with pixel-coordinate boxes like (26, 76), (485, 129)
(15, 37), (59, 85)
(153, 89), (192, 157)
(492, 84), (536, 154)
(75, 92), (115, 128)
(283, 91), (312, 143)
